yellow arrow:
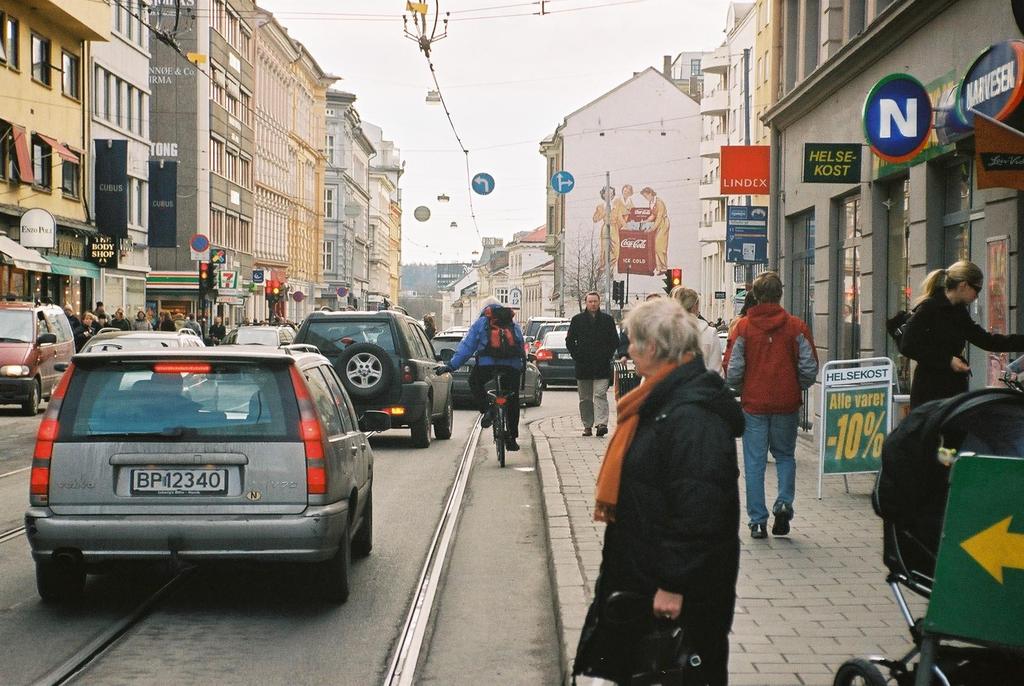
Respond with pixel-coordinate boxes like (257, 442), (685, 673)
(960, 516), (1024, 584)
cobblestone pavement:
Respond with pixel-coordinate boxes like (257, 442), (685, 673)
(532, 413), (927, 686)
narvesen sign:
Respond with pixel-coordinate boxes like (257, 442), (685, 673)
(802, 143), (862, 183)
(862, 74), (933, 164)
(958, 39), (1024, 128)
(720, 146), (770, 195)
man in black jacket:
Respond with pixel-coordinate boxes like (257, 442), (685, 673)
(567, 291), (619, 437)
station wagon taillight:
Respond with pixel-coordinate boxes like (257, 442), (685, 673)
(289, 366), (328, 495)
(402, 363), (415, 383)
(30, 362), (74, 505)
(535, 348), (554, 362)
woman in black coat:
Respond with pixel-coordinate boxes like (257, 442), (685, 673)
(901, 260), (1024, 408)
(573, 298), (743, 686)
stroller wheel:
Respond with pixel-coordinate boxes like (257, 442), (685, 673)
(833, 658), (890, 686)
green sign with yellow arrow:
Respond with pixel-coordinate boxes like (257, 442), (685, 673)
(925, 455), (1024, 647)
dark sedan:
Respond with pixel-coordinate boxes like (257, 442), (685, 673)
(431, 334), (543, 408)
(534, 330), (576, 387)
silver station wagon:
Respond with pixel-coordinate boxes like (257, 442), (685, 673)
(25, 346), (389, 604)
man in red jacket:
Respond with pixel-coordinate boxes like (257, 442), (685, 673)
(725, 272), (818, 539)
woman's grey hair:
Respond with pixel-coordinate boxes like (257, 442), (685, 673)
(623, 298), (700, 362)
(479, 296), (501, 309)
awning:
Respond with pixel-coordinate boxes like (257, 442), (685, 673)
(0, 235), (51, 272)
(35, 134), (79, 163)
(46, 255), (100, 279)
(10, 125), (34, 185)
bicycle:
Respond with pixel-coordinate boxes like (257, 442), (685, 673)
(486, 374), (511, 468)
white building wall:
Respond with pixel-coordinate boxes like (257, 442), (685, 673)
(560, 68), (702, 305)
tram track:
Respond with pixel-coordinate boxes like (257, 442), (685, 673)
(383, 419), (483, 686)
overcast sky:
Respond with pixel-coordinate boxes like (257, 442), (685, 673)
(258, 0), (734, 264)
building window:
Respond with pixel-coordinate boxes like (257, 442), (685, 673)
(225, 148), (237, 182)
(325, 134), (335, 165)
(324, 186), (336, 219)
(0, 12), (5, 65)
(690, 58), (700, 76)
(886, 178), (911, 391)
(495, 287), (509, 304)
(239, 155), (251, 188)
(210, 207), (224, 246)
(61, 159), (79, 197)
(802, 0), (820, 78)
(323, 240), (334, 272)
(210, 137), (224, 175)
(942, 158), (973, 264)
(837, 195), (862, 360)
(5, 17), (17, 69)
(31, 135), (51, 188)
(31, 33), (50, 85)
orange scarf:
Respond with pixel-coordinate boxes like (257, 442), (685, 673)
(594, 362), (680, 522)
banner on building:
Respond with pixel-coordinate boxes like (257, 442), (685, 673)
(86, 234), (118, 269)
(597, 185), (671, 275)
(973, 111), (1024, 189)
(95, 140), (129, 239)
(720, 146), (770, 195)
(802, 143), (862, 183)
(148, 160), (178, 247)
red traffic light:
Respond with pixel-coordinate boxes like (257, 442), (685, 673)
(670, 269), (682, 287)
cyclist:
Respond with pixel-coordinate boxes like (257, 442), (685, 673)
(436, 297), (526, 451)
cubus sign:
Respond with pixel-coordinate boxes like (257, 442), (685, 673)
(720, 146), (770, 195)
(802, 143), (861, 183)
(862, 74), (933, 164)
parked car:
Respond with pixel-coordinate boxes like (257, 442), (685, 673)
(221, 325), (296, 347)
(80, 329), (207, 353)
(531, 321), (570, 351)
(430, 333), (544, 408)
(25, 345), (389, 604)
(0, 301), (75, 415)
(534, 330), (576, 386)
(294, 310), (453, 448)
(524, 316), (568, 344)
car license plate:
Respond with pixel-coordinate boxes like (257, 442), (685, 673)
(557, 353), (570, 360)
(130, 468), (228, 495)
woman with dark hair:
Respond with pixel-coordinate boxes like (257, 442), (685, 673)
(901, 260), (1024, 407)
(422, 314), (436, 340)
(573, 298), (742, 686)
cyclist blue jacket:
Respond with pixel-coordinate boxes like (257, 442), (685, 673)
(448, 304), (525, 370)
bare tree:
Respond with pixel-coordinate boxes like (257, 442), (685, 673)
(564, 233), (603, 312)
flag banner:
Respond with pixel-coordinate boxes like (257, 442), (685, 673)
(95, 140), (129, 239)
(148, 160), (178, 247)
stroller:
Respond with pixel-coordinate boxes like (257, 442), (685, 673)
(833, 379), (1024, 685)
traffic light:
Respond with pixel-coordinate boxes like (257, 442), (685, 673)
(662, 268), (682, 294)
(266, 279), (281, 302)
(612, 280), (625, 306)
(198, 261), (216, 291)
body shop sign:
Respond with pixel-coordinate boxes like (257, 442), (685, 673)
(87, 234), (118, 268)
(803, 143), (862, 183)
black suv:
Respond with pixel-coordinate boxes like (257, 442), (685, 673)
(295, 310), (453, 448)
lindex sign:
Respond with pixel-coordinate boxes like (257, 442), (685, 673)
(925, 455), (1024, 648)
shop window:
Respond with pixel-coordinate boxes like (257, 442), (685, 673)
(789, 210), (815, 431)
(61, 50), (79, 99)
(836, 195), (862, 360)
(942, 158), (974, 264)
(886, 179), (911, 391)
(30, 33), (49, 85)
(31, 134), (51, 188)
(61, 159), (79, 197)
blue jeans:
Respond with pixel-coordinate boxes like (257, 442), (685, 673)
(742, 411), (798, 526)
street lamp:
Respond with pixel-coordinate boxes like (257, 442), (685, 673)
(450, 221), (458, 229)
(437, 193), (450, 203)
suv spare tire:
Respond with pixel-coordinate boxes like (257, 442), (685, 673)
(337, 342), (394, 400)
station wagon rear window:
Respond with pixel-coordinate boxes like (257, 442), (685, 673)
(303, 321), (397, 355)
(59, 362), (299, 440)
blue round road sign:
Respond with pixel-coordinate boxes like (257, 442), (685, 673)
(471, 173), (495, 195)
(862, 73), (933, 164)
(550, 170), (575, 194)
(189, 233), (210, 252)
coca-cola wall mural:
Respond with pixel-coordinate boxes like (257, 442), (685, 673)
(559, 69), (702, 302)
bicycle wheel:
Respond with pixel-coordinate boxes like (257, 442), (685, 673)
(493, 405), (506, 468)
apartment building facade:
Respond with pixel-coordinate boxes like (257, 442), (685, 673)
(363, 121), (402, 307)
(0, 0), (108, 313)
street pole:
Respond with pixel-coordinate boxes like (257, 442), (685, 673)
(742, 47), (754, 290)
(604, 170), (612, 308)
(559, 225), (565, 317)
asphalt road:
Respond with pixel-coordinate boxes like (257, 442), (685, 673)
(0, 388), (579, 684)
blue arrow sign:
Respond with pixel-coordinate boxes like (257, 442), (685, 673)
(551, 170), (575, 194)
(471, 172), (495, 195)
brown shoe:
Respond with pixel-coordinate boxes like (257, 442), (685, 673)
(595, 424), (608, 437)
(582, 427), (593, 437)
